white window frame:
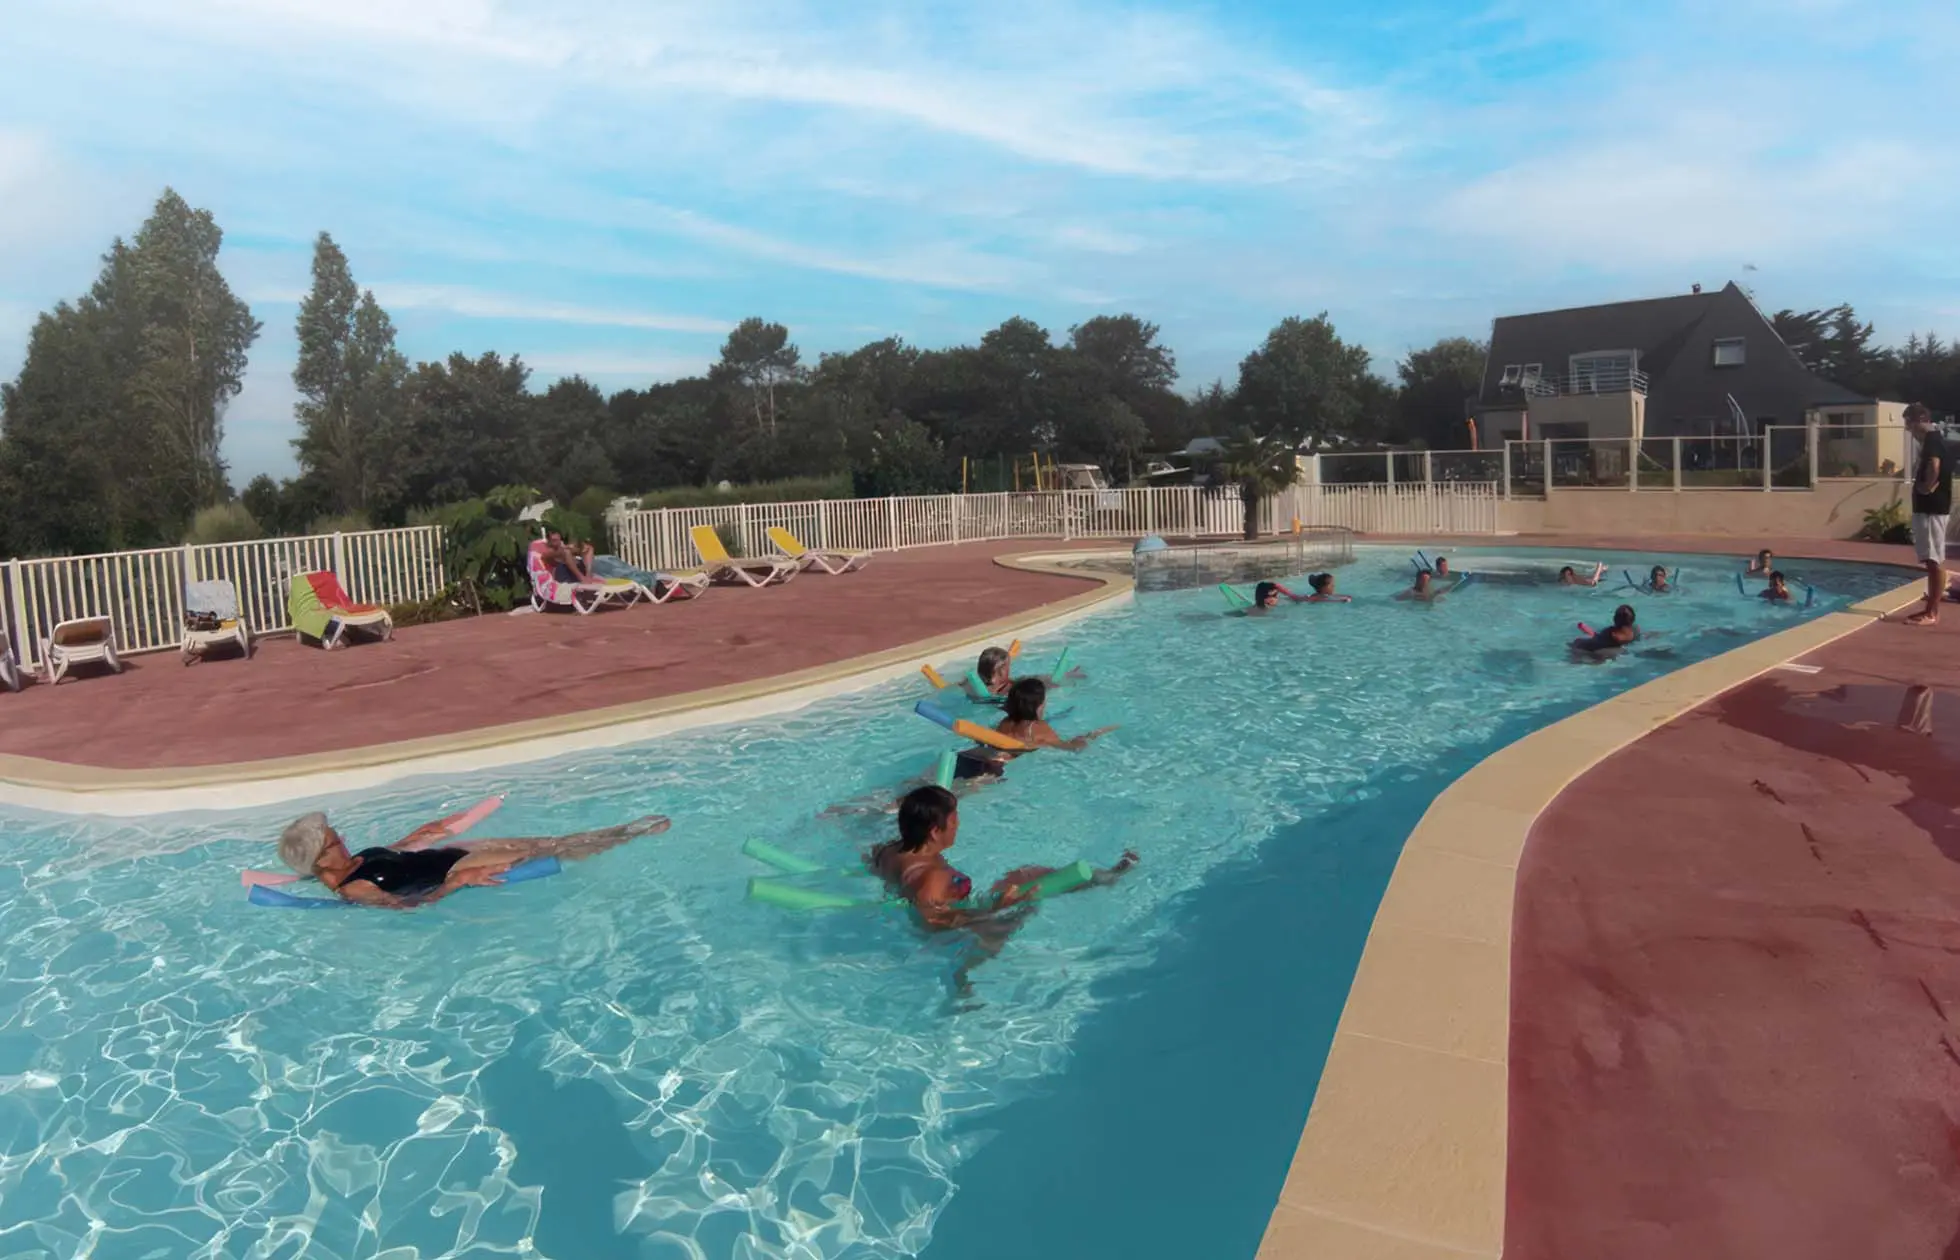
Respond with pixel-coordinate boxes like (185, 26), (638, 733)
(1499, 364), (1522, 386)
(1568, 349), (1638, 393)
(1712, 337), (1746, 367)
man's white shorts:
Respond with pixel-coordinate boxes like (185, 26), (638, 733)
(1912, 513), (1949, 563)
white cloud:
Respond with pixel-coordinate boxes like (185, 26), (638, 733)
(242, 281), (730, 334)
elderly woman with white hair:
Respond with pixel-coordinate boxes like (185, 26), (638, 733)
(276, 810), (669, 908)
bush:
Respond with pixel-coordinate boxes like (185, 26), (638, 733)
(1857, 495), (1908, 543)
(569, 486), (618, 520)
(184, 502), (263, 545)
(713, 521), (742, 557)
(385, 592), (469, 628)
(542, 505), (602, 552)
(637, 475), (852, 511)
(851, 419), (952, 498)
(309, 511), (373, 536)
(431, 484), (540, 613)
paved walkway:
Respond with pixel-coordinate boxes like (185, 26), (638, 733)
(0, 542), (1102, 770)
(1507, 605), (1960, 1259)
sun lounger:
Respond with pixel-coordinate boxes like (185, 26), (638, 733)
(527, 541), (644, 614)
(181, 579), (251, 663)
(40, 616), (122, 684)
(688, 524), (797, 588)
(289, 571), (393, 649)
(0, 629), (19, 693)
(764, 526), (871, 574)
(592, 555), (708, 604)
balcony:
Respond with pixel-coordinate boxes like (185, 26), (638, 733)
(1520, 365), (1649, 398)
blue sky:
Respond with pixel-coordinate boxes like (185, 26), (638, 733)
(2, 0), (1955, 481)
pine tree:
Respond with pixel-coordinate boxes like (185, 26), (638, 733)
(293, 233), (407, 515)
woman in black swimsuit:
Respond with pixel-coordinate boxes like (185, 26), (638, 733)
(277, 811), (670, 908)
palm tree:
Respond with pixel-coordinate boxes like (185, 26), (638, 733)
(1218, 428), (1302, 539)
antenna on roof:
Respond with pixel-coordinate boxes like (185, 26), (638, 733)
(1692, 284), (1702, 294)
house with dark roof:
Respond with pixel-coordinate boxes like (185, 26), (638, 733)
(1478, 282), (1907, 476)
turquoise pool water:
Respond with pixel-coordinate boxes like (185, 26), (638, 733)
(0, 548), (1905, 1259)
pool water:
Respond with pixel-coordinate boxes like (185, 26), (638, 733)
(0, 549), (1904, 1259)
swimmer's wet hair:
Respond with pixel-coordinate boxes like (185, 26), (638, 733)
(1612, 604), (1637, 627)
(278, 812), (331, 874)
(1309, 573), (1332, 592)
(1254, 581), (1278, 603)
(1002, 676), (1046, 723)
(896, 786), (957, 852)
(977, 646), (1010, 682)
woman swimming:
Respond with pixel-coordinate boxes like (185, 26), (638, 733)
(867, 786), (1137, 932)
(994, 677), (1117, 751)
(1570, 604), (1639, 655)
(1648, 564), (1671, 593)
(1306, 572), (1351, 602)
(1748, 548), (1774, 575)
(1397, 571), (1446, 602)
(963, 644), (1086, 700)
(276, 812), (670, 908)
(1559, 563), (1607, 586)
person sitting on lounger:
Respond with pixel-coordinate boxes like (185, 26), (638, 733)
(1761, 571), (1794, 602)
(1306, 572), (1351, 602)
(1570, 604), (1639, 655)
(541, 531), (598, 584)
(277, 811), (669, 908)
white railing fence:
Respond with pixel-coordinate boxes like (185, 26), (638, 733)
(2, 525), (445, 672)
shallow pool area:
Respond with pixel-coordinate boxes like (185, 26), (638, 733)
(0, 547), (1908, 1259)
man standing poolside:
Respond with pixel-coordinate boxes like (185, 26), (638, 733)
(1905, 402), (1948, 626)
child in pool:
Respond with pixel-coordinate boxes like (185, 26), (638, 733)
(1244, 579), (1309, 614)
(1748, 548), (1774, 575)
(1571, 604), (1639, 654)
(1648, 565), (1671, 593)
(1761, 571), (1793, 602)
(866, 786), (1137, 931)
(1397, 571), (1446, 602)
(1559, 563), (1607, 586)
(1306, 572), (1351, 602)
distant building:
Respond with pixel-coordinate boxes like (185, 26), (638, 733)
(1478, 282), (1905, 475)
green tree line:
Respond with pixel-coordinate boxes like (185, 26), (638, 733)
(5, 191), (1958, 557)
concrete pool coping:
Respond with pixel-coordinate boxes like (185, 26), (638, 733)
(1254, 568), (1930, 1259)
(0, 551), (1133, 816)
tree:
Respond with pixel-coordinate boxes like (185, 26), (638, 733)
(1394, 337), (1487, 448)
(1235, 314), (1375, 445)
(398, 352), (533, 505)
(712, 318), (802, 437)
(850, 415), (952, 497)
(293, 233), (408, 515)
(125, 189), (261, 520)
(1218, 428), (1303, 540)
(527, 376), (617, 502)
(1771, 304), (1896, 398)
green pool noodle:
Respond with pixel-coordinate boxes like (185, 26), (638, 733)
(966, 669), (991, 696)
(933, 749), (958, 788)
(1218, 583), (1251, 608)
(1023, 859), (1094, 899)
(742, 838), (826, 876)
(747, 877), (890, 911)
(1051, 645), (1071, 678)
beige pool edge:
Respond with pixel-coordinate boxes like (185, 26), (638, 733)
(0, 551), (1133, 816)
(1255, 576), (1929, 1260)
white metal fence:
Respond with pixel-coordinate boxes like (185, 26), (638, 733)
(1, 526), (444, 671)
(0, 484), (1498, 672)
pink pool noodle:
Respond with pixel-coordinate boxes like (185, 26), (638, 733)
(239, 794), (506, 886)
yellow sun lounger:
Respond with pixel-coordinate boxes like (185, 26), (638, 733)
(764, 526), (871, 575)
(688, 525), (797, 588)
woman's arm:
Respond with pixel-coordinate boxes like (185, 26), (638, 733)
(1060, 724), (1119, 751)
(332, 879), (411, 909)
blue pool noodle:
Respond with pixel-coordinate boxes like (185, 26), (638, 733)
(915, 701), (957, 732)
(247, 856), (561, 908)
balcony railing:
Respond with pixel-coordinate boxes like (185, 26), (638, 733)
(1520, 365), (1650, 397)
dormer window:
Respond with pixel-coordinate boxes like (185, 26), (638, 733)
(1500, 364), (1522, 386)
(1713, 338), (1746, 367)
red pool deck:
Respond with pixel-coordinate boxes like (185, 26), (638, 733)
(1507, 607), (1960, 1259)
(0, 541), (1104, 771)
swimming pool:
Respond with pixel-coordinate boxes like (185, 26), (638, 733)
(0, 547), (1906, 1259)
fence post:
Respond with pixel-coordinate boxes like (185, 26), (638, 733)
(1542, 439), (1554, 495)
(1627, 439), (1638, 493)
(1761, 433), (1773, 491)
(886, 496), (899, 549)
(7, 558), (30, 672)
(332, 531), (347, 583)
(1807, 423), (1819, 487)
(1501, 444), (1511, 500)
(1423, 451), (1434, 486)
(817, 500), (831, 551)
(951, 494), (961, 544)
(738, 503), (753, 552)
(1385, 453), (1395, 487)
(1672, 437), (1682, 491)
